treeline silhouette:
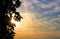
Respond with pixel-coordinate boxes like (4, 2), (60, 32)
(0, 0), (22, 39)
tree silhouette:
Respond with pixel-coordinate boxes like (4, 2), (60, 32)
(0, 0), (22, 39)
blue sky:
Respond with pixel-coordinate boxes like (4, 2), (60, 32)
(20, 0), (60, 31)
(15, 0), (60, 39)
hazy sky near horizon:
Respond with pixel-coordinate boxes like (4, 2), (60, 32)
(14, 0), (60, 39)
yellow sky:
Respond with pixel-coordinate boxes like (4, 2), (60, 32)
(13, 0), (60, 39)
(13, 11), (60, 39)
(15, 31), (60, 39)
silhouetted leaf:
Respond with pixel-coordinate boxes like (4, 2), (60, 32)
(0, 0), (22, 39)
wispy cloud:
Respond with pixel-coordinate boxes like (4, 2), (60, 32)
(15, 0), (60, 39)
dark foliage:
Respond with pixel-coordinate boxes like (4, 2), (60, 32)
(0, 0), (22, 39)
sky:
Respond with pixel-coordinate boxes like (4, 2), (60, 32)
(14, 0), (60, 39)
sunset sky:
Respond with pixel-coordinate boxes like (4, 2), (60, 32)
(14, 0), (60, 39)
